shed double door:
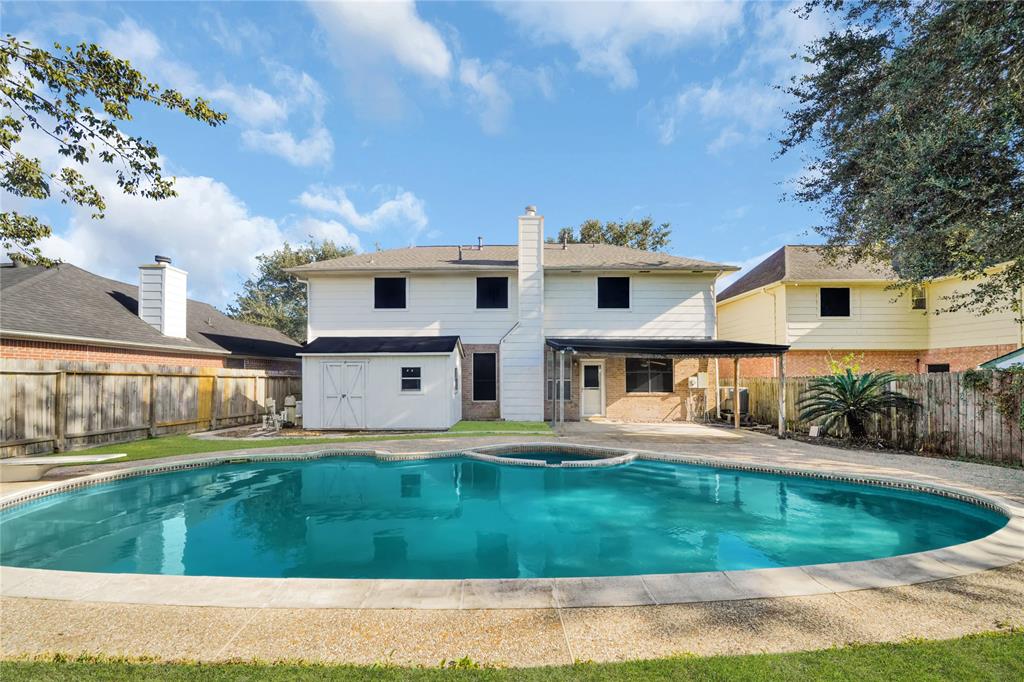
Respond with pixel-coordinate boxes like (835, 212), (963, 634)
(323, 362), (366, 429)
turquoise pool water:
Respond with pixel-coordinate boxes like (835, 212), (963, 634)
(0, 456), (1006, 579)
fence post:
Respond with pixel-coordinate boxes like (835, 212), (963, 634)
(210, 375), (219, 431)
(54, 370), (67, 452)
(148, 374), (158, 438)
(777, 355), (786, 439)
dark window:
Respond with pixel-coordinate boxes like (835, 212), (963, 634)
(820, 287), (850, 317)
(597, 277), (630, 308)
(476, 277), (509, 309)
(625, 358), (673, 393)
(374, 277), (406, 309)
(927, 363), (950, 373)
(583, 365), (600, 388)
(473, 353), (497, 401)
(546, 376), (572, 401)
(911, 286), (927, 310)
(401, 474), (421, 498)
(400, 366), (421, 391)
(225, 358), (245, 369)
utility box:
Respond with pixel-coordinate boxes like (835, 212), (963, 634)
(720, 387), (749, 416)
(688, 372), (709, 389)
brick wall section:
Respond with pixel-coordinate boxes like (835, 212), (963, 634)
(545, 354), (718, 422)
(461, 344), (501, 420)
(1, 338), (226, 368)
(717, 344), (1020, 379)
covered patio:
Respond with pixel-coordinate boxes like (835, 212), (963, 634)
(544, 338), (791, 436)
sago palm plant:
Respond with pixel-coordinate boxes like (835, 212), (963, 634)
(796, 370), (917, 439)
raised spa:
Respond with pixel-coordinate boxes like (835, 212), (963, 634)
(0, 453), (1006, 579)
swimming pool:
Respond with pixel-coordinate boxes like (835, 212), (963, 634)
(0, 451), (1007, 580)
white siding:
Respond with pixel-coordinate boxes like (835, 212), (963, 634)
(543, 272), (716, 338)
(926, 279), (1023, 349)
(306, 273), (518, 344)
(785, 284), (928, 350)
(500, 211), (545, 421)
(302, 352), (460, 430)
(716, 288), (781, 343)
(138, 263), (187, 338)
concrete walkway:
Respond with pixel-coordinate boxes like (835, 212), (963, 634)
(1, 426), (1022, 666)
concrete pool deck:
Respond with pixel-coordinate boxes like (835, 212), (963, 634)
(1, 426), (1023, 665)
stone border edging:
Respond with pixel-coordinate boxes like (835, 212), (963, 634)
(1, 442), (1022, 610)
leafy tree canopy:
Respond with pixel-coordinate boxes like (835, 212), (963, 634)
(0, 35), (226, 265)
(227, 238), (354, 343)
(780, 1), (1023, 316)
(550, 217), (671, 252)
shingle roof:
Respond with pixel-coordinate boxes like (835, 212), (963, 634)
(717, 246), (897, 302)
(288, 243), (736, 274)
(301, 336), (461, 354)
(0, 263), (301, 358)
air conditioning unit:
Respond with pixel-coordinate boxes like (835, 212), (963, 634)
(719, 387), (749, 415)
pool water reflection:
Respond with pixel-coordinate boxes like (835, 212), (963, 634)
(0, 456), (1006, 579)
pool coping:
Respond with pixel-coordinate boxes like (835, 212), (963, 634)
(1, 442), (1022, 610)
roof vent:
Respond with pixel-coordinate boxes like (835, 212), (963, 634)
(477, 236), (484, 249)
(154, 255), (172, 265)
(458, 245), (463, 261)
(524, 205), (537, 216)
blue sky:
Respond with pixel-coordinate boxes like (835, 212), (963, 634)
(5, 1), (830, 306)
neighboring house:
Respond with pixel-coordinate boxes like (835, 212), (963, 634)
(289, 205), (788, 431)
(0, 257), (301, 371)
(716, 245), (1023, 378)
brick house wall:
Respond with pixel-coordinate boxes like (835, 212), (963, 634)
(717, 344), (1019, 379)
(1, 338), (299, 372)
(544, 354), (718, 422)
(461, 343), (501, 420)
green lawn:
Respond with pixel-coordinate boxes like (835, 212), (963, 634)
(2, 631), (1020, 681)
(61, 421), (552, 464)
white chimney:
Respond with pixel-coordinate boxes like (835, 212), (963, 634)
(499, 204), (545, 421)
(138, 255), (188, 338)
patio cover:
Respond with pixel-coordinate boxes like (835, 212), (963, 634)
(544, 337), (790, 436)
(545, 338), (789, 357)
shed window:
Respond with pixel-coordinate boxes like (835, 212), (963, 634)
(473, 353), (497, 401)
(374, 277), (406, 309)
(400, 366), (421, 392)
(911, 286), (927, 310)
(476, 277), (509, 309)
(597, 277), (630, 309)
(820, 287), (850, 317)
(625, 358), (674, 393)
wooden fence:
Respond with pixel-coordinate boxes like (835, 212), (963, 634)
(1, 361), (301, 457)
(744, 372), (1024, 465)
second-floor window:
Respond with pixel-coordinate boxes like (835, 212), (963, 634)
(911, 286), (927, 310)
(476, 277), (509, 309)
(375, 277), (406, 309)
(820, 287), (850, 317)
(597, 276), (630, 308)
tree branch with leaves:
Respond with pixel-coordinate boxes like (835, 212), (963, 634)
(0, 35), (226, 264)
(550, 217), (671, 251)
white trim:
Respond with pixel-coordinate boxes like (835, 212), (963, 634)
(0, 329), (231, 355)
(399, 365), (424, 394)
(580, 359), (606, 417)
(297, 351), (454, 357)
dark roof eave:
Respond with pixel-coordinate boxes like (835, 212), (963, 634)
(545, 337), (790, 358)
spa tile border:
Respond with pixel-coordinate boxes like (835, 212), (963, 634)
(1, 442), (1022, 610)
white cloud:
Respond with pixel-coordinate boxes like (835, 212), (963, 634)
(290, 217), (362, 252)
(308, 0), (452, 116)
(242, 127), (334, 168)
(459, 59), (513, 135)
(38, 174), (283, 307)
(208, 83), (289, 128)
(495, 1), (743, 89)
(297, 185), (429, 240)
(641, 2), (828, 152)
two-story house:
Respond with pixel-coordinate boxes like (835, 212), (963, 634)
(289, 206), (789, 430)
(716, 245), (1024, 378)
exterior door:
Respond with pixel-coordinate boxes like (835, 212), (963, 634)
(581, 361), (605, 417)
(323, 362), (366, 429)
